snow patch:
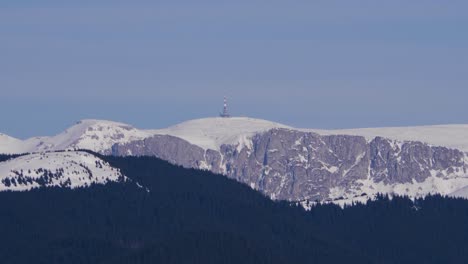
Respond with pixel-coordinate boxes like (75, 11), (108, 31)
(151, 117), (290, 150)
(0, 151), (126, 191)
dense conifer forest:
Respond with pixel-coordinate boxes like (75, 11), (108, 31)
(1, 153), (468, 263)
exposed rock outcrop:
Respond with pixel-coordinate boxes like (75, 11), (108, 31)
(113, 128), (468, 203)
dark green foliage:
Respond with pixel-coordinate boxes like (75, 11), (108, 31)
(0, 155), (365, 264)
(308, 194), (468, 264)
(0, 154), (22, 162)
(0, 154), (468, 263)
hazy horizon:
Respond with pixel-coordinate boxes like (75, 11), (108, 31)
(1, 1), (467, 138)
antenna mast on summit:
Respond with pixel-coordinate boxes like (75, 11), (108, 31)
(220, 96), (231, 118)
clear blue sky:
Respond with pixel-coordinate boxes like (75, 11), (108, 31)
(1, 0), (467, 138)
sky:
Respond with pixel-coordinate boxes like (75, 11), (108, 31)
(1, 0), (467, 138)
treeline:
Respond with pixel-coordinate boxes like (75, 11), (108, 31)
(0, 154), (467, 263)
(0, 153), (22, 162)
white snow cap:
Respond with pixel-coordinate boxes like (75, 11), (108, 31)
(0, 151), (125, 191)
(1, 117), (468, 154)
(152, 117), (291, 150)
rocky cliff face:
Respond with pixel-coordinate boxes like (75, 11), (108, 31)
(112, 128), (468, 203)
(111, 134), (224, 172)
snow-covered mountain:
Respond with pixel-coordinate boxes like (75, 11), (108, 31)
(2, 117), (468, 204)
(0, 133), (24, 154)
(309, 125), (468, 152)
(0, 117), (288, 154)
(0, 151), (125, 191)
(152, 117), (291, 150)
(0, 120), (153, 154)
(3, 117), (468, 154)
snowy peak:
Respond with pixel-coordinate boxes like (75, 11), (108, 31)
(2, 117), (468, 205)
(0, 133), (23, 154)
(3, 117), (468, 155)
(0, 119), (152, 155)
(165, 117), (289, 129)
(153, 117), (291, 150)
(0, 133), (21, 144)
(0, 133), (18, 140)
(1, 117), (289, 154)
(0, 151), (125, 191)
(48, 119), (151, 153)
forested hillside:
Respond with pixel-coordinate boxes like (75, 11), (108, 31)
(0, 154), (467, 263)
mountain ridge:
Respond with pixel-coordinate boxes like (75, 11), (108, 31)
(3, 117), (468, 153)
(2, 117), (468, 204)
(0, 151), (126, 191)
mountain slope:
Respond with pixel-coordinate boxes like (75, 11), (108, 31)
(2, 154), (468, 263)
(0, 133), (24, 154)
(3, 117), (468, 204)
(3, 117), (468, 154)
(0, 151), (125, 191)
(0, 120), (155, 154)
(309, 124), (468, 152)
(115, 128), (468, 204)
(0, 117), (288, 154)
(450, 185), (468, 198)
(152, 117), (291, 150)
(0, 154), (370, 264)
